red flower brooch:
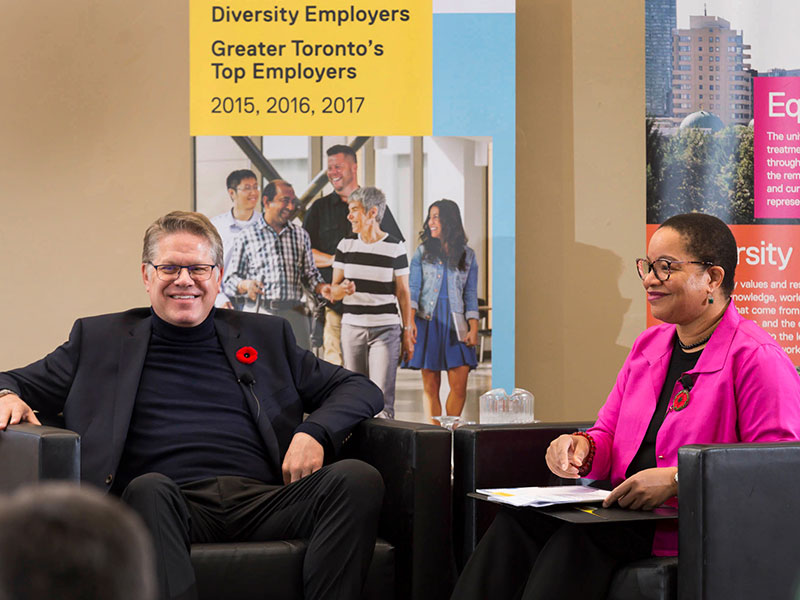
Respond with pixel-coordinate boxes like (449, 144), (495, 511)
(670, 389), (690, 412)
(236, 346), (258, 365)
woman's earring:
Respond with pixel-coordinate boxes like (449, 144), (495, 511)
(708, 294), (714, 304)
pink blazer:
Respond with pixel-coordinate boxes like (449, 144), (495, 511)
(587, 301), (800, 555)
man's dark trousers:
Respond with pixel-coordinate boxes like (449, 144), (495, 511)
(122, 459), (384, 600)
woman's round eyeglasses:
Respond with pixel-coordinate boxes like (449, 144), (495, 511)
(635, 258), (713, 282)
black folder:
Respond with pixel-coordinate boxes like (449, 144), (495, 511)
(468, 492), (677, 523)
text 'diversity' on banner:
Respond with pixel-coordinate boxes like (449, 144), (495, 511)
(647, 224), (800, 362)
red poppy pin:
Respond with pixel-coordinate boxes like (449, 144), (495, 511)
(671, 389), (690, 412)
(236, 346), (258, 365)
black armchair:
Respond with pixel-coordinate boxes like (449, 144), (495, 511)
(0, 419), (454, 600)
(452, 422), (594, 571)
(453, 423), (800, 600)
(677, 441), (800, 600)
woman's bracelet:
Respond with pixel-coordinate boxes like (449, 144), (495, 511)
(572, 431), (596, 477)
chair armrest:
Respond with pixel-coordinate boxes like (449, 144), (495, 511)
(678, 442), (800, 600)
(343, 418), (452, 600)
(0, 423), (80, 493)
(452, 421), (594, 570)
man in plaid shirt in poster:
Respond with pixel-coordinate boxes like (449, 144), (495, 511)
(223, 180), (332, 349)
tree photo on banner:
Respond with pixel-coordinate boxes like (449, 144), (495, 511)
(646, 0), (800, 364)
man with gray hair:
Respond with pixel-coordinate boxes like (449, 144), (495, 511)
(0, 482), (156, 600)
(0, 210), (384, 600)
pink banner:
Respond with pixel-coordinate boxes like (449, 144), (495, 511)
(754, 76), (800, 219)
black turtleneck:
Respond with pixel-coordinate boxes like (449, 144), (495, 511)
(113, 309), (271, 493)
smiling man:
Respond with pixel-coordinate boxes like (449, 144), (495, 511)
(224, 180), (331, 349)
(0, 211), (384, 600)
(210, 169), (261, 309)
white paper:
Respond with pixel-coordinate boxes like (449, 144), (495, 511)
(476, 485), (610, 508)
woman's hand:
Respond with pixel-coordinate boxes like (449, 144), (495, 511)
(408, 321), (417, 345)
(464, 329), (478, 347)
(465, 318), (479, 347)
(402, 329), (415, 362)
(603, 467), (678, 511)
(464, 319), (478, 348)
(330, 269), (355, 301)
(545, 434), (590, 479)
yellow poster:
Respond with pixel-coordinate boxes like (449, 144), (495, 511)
(190, 0), (432, 134)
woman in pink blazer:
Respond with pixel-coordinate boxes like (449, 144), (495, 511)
(452, 213), (800, 600)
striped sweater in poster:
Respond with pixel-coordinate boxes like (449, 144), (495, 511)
(333, 233), (409, 327)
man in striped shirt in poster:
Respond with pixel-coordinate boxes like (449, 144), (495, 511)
(330, 187), (414, 418)
(223, 180), (332, 349)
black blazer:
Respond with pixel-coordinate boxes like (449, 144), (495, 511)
(0, 308), (383, 490)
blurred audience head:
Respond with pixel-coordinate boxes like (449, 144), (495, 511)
(0, 483), (156, 600)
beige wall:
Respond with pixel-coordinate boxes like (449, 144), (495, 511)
(0, 2), (191, 366)
(1, 1), (646, 424)
(515, 0), (646, 421)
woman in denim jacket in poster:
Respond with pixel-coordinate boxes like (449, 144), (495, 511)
(403, 199), (480, 419)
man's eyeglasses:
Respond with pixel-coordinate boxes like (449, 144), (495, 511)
(635, 258), (714, 282)
(149, 263), (217, 282)
(236, 185), (259, 193)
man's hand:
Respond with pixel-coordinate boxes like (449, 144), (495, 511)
(545, 434), (590, 479)
(603, 467), (678, 511)
(238, 280), (263, 301)
(339, 279), (356, 296)
(282, 432), (325, 484)
(0, 393), (41, 430)
(316, 283), (333, 302)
